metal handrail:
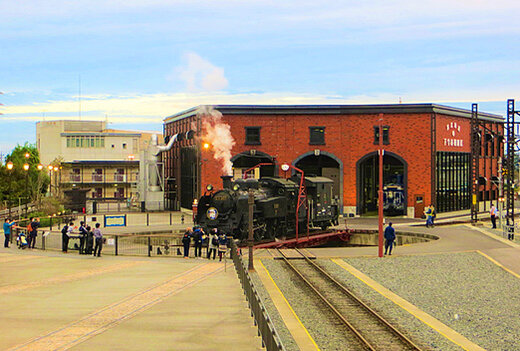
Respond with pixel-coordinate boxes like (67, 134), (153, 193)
(229, 240), (286, 351)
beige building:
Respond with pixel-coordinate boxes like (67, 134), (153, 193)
(37, 120), (161, 203)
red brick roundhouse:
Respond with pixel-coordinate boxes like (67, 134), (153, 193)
(163, 104), (503, 218)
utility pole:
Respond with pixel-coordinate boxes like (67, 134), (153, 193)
(506, 99), (519, 240)
(378, 114), (384, 258)
(248, 188), (254, 271)
(470, 103), (480, 224)
(498, 157), (504, 229)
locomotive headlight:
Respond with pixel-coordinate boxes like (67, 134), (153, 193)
(281, 163), (290, 172)
(233, 184), (240, 191)
(206, 184), (214, 191)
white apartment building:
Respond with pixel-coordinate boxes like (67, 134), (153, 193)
(37, 120), (161, 204)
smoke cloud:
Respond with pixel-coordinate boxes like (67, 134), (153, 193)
(176, 52), (228, 92)
(197, 105), (235, 175)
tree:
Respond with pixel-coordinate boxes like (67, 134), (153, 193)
(1, 143), (50, 208)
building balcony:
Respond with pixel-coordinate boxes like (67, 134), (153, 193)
(61, 173), (139, 184)
(92, 174), (104, 182)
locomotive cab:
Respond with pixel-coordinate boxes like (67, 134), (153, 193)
(305, 176), (339, 229)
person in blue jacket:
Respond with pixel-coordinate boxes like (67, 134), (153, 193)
(384, 222), (396, 255)
(3, 218), (16, 248)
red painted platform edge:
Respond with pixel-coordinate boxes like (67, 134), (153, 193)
(251, 230), (352, 249)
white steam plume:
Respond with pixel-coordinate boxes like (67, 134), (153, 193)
(197, 105), (235, 175)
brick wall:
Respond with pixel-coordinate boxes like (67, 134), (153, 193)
(167, 109), (502, 215)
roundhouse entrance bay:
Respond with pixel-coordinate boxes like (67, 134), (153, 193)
(163, 104), (503, 218)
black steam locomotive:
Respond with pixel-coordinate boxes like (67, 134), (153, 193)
(195, 175), (339, 241)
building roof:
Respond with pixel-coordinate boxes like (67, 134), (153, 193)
(164, 103), (503, 124)
(60, 132), (142, 137)
(62, 160), (139, 165)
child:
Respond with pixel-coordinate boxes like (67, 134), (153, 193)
(19, 231), (28, 250)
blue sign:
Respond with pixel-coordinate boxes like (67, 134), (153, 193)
(104, 215), (126, 227)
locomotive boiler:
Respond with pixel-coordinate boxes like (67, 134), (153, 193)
(195, 175), (339, 241)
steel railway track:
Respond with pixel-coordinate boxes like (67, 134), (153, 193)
(276, 248), (423, 351)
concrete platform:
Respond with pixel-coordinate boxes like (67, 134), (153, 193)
(0, 249), (262, 351)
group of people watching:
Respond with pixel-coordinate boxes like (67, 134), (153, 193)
(182, 226), (228, 261)
(61, 221), (103, 257)
(3, 217), (42, 249)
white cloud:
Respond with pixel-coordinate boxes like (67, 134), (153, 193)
(3, 86), (519, 125)
(173, 52), (229, 92)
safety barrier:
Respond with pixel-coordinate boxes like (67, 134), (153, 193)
(230, 240), (286, 351)
(10, 226), (192, 257)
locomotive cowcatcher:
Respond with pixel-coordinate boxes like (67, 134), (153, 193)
(195, 173), (339, 242)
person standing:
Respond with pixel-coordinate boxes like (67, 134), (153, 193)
(207, 228), (218, 260)
(61, 222), (70, 253)
(85, 225), (94, 254)
(30, 217), (40, 249)
(78, 221), (88, 254)
(26, 218), (33, 248)
(92, 223), (103, 257)
(182, 227), (192, 258)
(430, 205), (437, 228)
(384, 222), (396, 255)
(218, 233), (228, 262)
(424, 205), (433, 228)
(3, 218), (16, 248)
(490, 203), (498, 229)
(193, 226), (203, 258)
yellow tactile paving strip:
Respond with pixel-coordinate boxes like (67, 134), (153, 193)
(0, 254), (42, 264)
(477, 250), (520, 279)
(332, 259), (486, 351)
(0, 261), (141, 294)
(7, 262), (223, 351)
(256, 259), (320, 351)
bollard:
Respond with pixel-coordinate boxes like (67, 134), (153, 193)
(115, 236), (118, 256)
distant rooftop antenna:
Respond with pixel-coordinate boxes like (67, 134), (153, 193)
(78, 75), (82, 120)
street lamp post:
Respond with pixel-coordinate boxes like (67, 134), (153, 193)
(378, 114), (384, 258)
(6, 161), (13, 218)
(23, 163), (29, 217)
(47, 165), (53, 195)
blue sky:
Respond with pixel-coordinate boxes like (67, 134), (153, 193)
(1, 0), (519, 157)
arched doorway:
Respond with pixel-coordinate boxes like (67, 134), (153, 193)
(293, 151), (343, 213)
(231, 150), (276, 179)
(356, 152), (407, 216)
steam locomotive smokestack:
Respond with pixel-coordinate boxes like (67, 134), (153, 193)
(221, 175), (233, 189)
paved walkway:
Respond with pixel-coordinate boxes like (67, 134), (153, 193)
(0, 249), (262, 351)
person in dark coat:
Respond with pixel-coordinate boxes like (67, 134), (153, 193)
(85, 225), (93, 254)
(78, 221), (88, 254)
(182, 227), (192, 258)
(29, 218), (40, 249)
(61, 222), (70, 253)
(192, 226), (204, 258)
(218, 233), (228, 262)
(384, 222), (396, 255)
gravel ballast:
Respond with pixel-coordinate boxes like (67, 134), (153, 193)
(341, 252), (520, 351)
(262, 259), (367, 350)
